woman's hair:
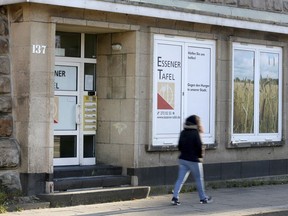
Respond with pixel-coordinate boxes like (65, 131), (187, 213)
(185, 115), (204, 133)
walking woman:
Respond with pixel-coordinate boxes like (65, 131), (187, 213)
(171, 115), (212, 205)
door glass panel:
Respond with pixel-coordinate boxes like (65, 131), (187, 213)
(85, 34), (97, 59)
(54, 65), (78, 91)
(54, 96), (77, 130)
(55, 32), (81, 57)
(84, 63), (96, 91)
(54, 135), (77, 158)
(83, 135), (95, 158)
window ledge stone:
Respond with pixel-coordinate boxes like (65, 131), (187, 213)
(229, 140), (284, 148)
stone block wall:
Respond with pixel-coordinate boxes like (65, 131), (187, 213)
(96, 31), (138, 169)
(205, 0), (288, 12)
(0, 6), (21, 193)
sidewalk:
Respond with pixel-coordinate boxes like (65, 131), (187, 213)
(2, 184), (288, 216)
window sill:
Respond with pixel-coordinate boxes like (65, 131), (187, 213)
(145, 145), (178, 152)
(229, 140), (284, 148)
(145, 143), (218, 152)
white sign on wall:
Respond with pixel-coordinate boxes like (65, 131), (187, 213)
(152, 35), (215, 146)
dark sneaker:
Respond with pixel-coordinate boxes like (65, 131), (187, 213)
(200, 196), (213, 204)
(171, 197), (180, 205)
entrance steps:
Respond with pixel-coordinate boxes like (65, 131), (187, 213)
(38, 186), (150, 207)
(53, 164), (131, 191)
(38, 164), (150, 207)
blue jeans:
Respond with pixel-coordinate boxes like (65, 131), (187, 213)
(173, 159), (207, 200)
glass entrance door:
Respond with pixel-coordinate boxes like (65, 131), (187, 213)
(53, 62), (97, 166)
(53, 63), (81, 166)
(53, 32), (97, 166)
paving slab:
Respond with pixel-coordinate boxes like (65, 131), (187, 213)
(2, 184), (288, 216)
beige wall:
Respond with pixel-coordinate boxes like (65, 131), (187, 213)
(96, 32), (138, 168)
(8, 3), (288, 174)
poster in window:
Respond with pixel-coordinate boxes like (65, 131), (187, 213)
(152, 40), (182, 146)
(85, 75), (94, 91)
(186, 46), (212, 134)
(152, 36), (215, 146)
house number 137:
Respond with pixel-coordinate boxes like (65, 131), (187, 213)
(32, 44), (47, 54)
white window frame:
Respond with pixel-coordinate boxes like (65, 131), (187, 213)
(231, 43), (282, 144)
(152, 35), (215, 146)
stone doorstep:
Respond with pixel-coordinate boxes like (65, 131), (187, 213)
(37, 186), (151, 208)
(54, 175), (131, 191)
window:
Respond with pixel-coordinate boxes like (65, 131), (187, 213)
(55, 32), (81, 57)
(85, 34), (97, 59)
(152, 35), (215, 147)
(232, 43), (282, 143)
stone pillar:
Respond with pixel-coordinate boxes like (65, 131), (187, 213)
(9, 4), (54, 195)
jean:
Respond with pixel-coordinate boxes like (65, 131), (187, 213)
(173, 159), (207, 200)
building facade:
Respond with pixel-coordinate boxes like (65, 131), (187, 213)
(1, 0), (288, 195)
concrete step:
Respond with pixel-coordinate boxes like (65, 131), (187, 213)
(54, 164), (122, 178)
(38, 186), (151, 207)
(54, 175), (131, 191)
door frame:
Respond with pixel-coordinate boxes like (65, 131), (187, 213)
(53, 33), (97, 166)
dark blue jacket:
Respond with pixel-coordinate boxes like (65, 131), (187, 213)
(178, 125), (203, 162)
